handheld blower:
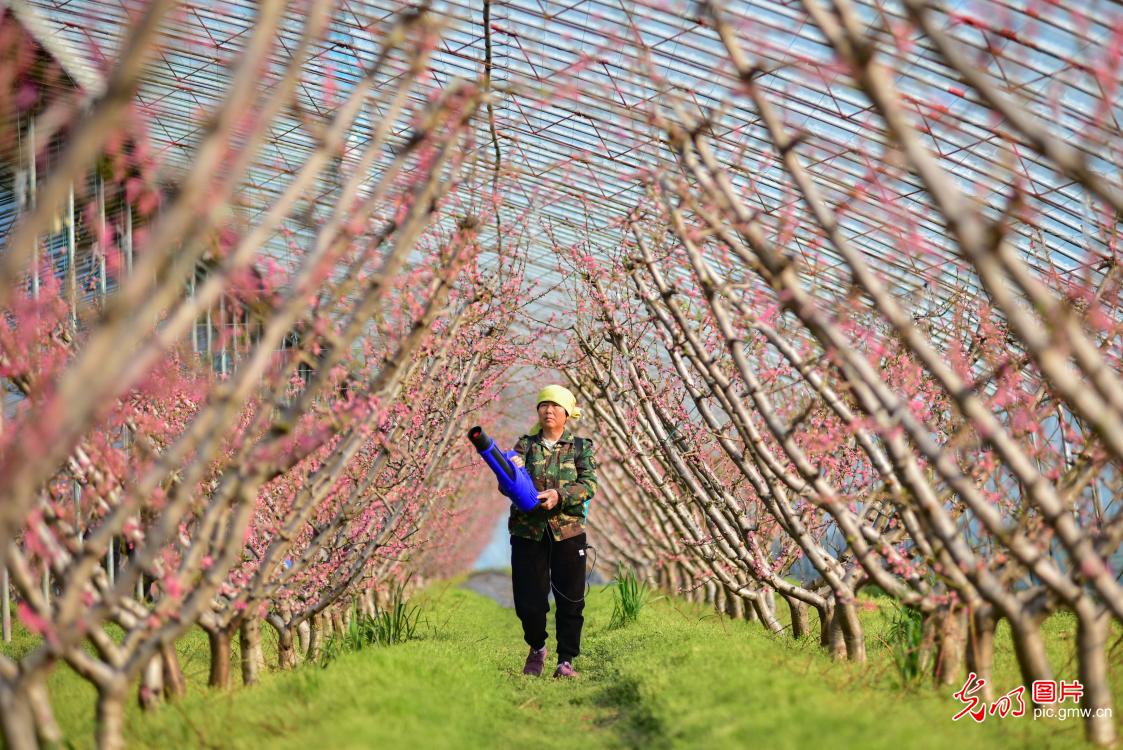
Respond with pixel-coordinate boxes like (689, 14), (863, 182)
(467, 426), (540, 512)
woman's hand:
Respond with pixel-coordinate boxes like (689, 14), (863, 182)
(537, 489), (560, 510)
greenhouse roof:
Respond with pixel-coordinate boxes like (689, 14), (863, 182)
(13, 0), (1123, 323)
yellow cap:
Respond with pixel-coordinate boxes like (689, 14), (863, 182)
(531, 384), (581, 434)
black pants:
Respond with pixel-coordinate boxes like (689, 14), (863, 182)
(511, 530), (587, 663)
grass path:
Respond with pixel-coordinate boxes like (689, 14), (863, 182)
(3, 578), (1116, 748)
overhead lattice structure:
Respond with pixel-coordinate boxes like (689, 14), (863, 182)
(11, 0), (1122, 326)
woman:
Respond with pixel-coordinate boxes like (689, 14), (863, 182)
(506, 385), (597, 678)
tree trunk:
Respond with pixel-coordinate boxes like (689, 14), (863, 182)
(751, 596), (784, 634)
(2, 565), (11, 643)
(815, 602), (833, 651)
(714, 584), (727, 615)
(138, 653), (164, 711)
(934, 606), (966, 686)
(330, 606), (346, 637)
(761, 588), (776, 619)
(95, 679), (127, 750)
(1008, 615), (1053, 697)
(918, 610), (938, 676)
(277, 626), (298, 670)
(297, 619), (311, 656)
(824, 604), (846, 659)
(966, 608), (996, 702)
(1074, 602), (1116, 747)
(361, 589), (376, 619)
(744, 596), (760, 622)
(837, 602), (866, 662)
(308, 613), (324, 663)
(0, 683), (39, 750)
(667, 564), (681, 597)
(27, 675), (61, 746)
(240, 617), (265, 686)
(207, 627), (232, 690)
(724, 590), (744, 620)
(161, 642), (186, 700)
(786, 596), (809, 639)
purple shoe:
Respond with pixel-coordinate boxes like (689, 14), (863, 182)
(554, 661), (578, 678)
(523, 646), (547, 676)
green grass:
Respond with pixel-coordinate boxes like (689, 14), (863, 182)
(608, 565), (660, 630)
(320, 581), (423, 667)
(2, 583), (1119, 749)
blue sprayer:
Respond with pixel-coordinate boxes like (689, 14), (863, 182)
(467, 426), (540, 512)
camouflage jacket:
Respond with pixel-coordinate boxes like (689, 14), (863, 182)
(507, 428), (597, 541)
